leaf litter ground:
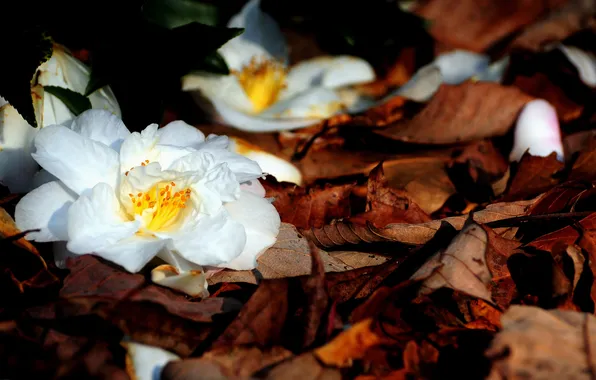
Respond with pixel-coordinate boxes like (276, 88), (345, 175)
(2, 0), (596, 378)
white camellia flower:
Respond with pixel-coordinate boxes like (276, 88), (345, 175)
(182, 0), (376, 132)
(15, 110), (281, 287)
(0, 44), (121, 193)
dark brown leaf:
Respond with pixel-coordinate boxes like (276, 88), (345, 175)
(503, 152), (565, 201)
(569, 135), (596, 181)
(375, 83), (534, 144)
(263, 176), (354, 229)
(414, 0), (568, 52)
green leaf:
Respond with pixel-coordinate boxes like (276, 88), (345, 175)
(0, 30), (53, 127)
(191, 51), (230, 75)
(84, 70), (110, 97)
(142, 0), (220, 28)
(43, 86), (91, 116)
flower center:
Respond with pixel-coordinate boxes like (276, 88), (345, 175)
(234, 57), (287, 113)
(128, 181), (192, 231)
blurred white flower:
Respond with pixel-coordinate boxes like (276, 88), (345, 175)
(509, 99), (564, 162)
(15, 110), (281, 290)
(0, 45), (121, 193)
(182, 0), (375, 132)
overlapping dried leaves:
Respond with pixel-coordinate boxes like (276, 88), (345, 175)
(2, 0), (596, 378)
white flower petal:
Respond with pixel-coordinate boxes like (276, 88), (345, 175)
(0, 104), (39, 192)
(221, 190), (280, 270)
(510, 99), (564, 162)
(157, 120), (205, 148)
(67, 182), (140, 254)
(169, 209), (246, 266)
(559, 45), (596, 87)
(219, 0), (288, 70)
(122, 341), (179, 380)
(69, 109), (130, 150)
(386, 64), (442, 102)
(151, 254), (209, 298)
(96, 236), (167, 273)
(435, 50), (490, 84)
(181, 74), (254, 113)
(320, 56), (376, 88)
(229, 137), (302, 184)
(32, 125), (120, 195)
(15, 181), (76, 242)
(240, 179), (266, 197)
(198, 138), (264, 182)
(259, 86), (342, 120)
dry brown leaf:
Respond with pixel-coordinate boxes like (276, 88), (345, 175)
(510, 0), (596, 51)
(329, 251), (391, 269)
(315, 319), (383, 368)
(375, 83), (534, 145)
(349, 163), (432, 227)
(570, 135), (596, 181)
(265, 353), (341, 380)
(263, 177), (354, 229)
(208, 223), (350, 285)
(503, 152), (565, 201)
(0, 206), (39, 255)
(485, 305), (596, 380)
(414, 0), (568, 52)
(410, 221), (494, 303)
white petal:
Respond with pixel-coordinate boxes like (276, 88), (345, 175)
(88, 86), (122, 119)
(510, 99), (564, 162)
(240, 179), (266, 197)
(96, 236), (167, 273)
(170, 209), (246, 266)
(435, 50), (490, 84)
(221, 190), (280, 270)
(67, 183), (140, 254)
(181, 73), (254, 113)
(219, 0), (287, 70)
(122, 341), (179, 380)
(32, 125), (120, 195)
(559, 45), (596, 87)
(15, 181), (76, 242)
(199, 162), (241, 202)
(320, 56), (375, 88)
(387, 64), (442, 102)
(157, 120), (205, 148)
(259, 86), (342, 119)
(210, 98), (321, 131)
(0, 104), (39, 192)
(229, 137), (302, 184)
(151, 252), (209, 298)
(198, 137), (264, 182)
(69, 109), (130, 151)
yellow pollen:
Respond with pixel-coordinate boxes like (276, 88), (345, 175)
(130, 182), (190, 231)
(234, 57), (287, 113)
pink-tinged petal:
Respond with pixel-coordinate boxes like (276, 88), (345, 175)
(510, 99), (564, 162)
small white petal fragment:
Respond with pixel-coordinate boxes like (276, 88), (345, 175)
(435, 50), (490, 84)
(558, 45), (596, 87)
(123, 341), (179, 380)
(151, 264), (209, 298)
(229, 137), (302, 185)
(509, 99), (564, 162)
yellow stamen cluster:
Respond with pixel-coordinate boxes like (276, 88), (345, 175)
(128, 181), (192, 231)
(234, 57), (287, 113)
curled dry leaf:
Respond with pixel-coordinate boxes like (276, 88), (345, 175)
(569, 135), (596, 181)
(485, 305), (596, 380)
(208, 223), (350, 285)
(306, 197), (537, 248)
(265, 353), (341, 380)
(414, 0), (568, 52)
(411, 221), (495, 303)
(375, 82), (534, 145)
(262, 177), (353, 229)
(0, 206), (39, 255)
(349, 162), (431, 228)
